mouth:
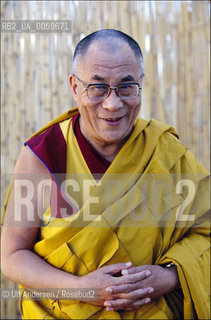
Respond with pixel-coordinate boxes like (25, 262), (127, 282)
(101, 116), (124, 125)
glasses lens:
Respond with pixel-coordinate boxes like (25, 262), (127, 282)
(87, 84), (109, 100)
(118, 84), (139, 99)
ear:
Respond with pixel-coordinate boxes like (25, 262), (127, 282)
(69, 74), (78, 101)
(140, 72), (145, 86)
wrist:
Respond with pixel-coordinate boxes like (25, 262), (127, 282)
(65, 273), (81, 289)
(162, 262), (181, 290)
(76, 274), (89, 290)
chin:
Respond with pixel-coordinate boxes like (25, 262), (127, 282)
(101, 134), (126, 144)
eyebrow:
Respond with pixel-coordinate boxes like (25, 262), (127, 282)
(120, 75), (135, 82)
(92, 74), (135, 82)
(92, 75), (106, 81)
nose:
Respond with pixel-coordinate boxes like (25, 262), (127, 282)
(102, 89), (123, 112)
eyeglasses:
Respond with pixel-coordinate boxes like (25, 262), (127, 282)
(73, 75), (142, 101)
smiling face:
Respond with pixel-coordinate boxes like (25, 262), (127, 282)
(69, 40), (144, 153)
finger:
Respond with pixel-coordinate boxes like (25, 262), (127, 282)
(104, 298), (134, 310)
(106, 282), (140, 294)
(106, 287), (154, 301)
(103, 262), (132, 275)
(119, 287), (154, 300)
(105, 297), (151, 311)
(121, 266), (151, 276)
(115, 271), (151, 286)
(122, 269), (151, 280)
(106, 272), (152, 294)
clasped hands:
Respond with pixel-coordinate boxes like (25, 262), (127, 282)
(80, 262), (179, 312)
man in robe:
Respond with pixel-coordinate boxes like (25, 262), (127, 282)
(1, 29), (210, 319)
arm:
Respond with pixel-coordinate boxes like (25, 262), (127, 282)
(1, 146), (152, 306)
(1, 146), (80, 290)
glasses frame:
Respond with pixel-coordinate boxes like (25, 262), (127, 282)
(73, 74), (142, 101)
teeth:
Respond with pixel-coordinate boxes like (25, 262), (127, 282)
(106, 118), (120, 121)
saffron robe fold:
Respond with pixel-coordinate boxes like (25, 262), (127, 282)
(2, 107), (210, 319)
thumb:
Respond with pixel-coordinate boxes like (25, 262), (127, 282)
(102, 262), (132, 275)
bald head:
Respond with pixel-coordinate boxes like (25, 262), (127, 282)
(72, 29), (144, 75)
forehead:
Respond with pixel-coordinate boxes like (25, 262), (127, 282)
(77, 40), (141, 80)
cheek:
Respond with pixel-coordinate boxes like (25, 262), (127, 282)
(78, 103), (97, 126)
(128, 102), (141, 120)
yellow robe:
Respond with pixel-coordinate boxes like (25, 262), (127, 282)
(2, 108), (210, 319)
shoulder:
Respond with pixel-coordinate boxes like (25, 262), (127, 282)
(139, 117), (183, 153)
(157, 130), (209, 176)
(24, 122), (67, 174)
(148, 119), (179, 137)
(144, 119), (208, 174)
(14, 145), (49, 174)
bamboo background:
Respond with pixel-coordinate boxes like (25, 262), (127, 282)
(1, 1), (210, 318)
